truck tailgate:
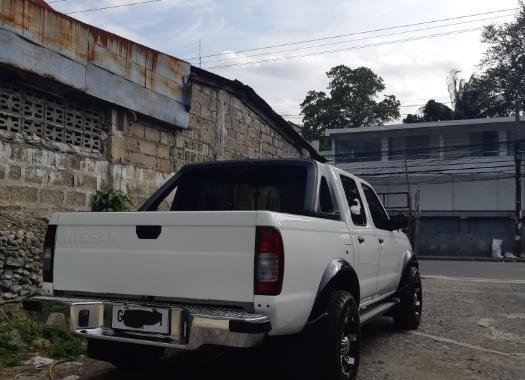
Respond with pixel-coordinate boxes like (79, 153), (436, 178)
(53, 211), (257, 303)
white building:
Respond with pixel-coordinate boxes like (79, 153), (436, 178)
(325, 117), (524, 258)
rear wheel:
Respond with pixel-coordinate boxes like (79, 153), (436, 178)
(310, 290), (361, 380)
(393, 266), (423, 330)
(87, 339), (165, 370)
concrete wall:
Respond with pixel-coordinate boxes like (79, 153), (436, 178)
(0, 71), (307, 302)
(416, 216), (514, 258)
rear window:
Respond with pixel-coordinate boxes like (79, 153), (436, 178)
(171, 165), (307, 214)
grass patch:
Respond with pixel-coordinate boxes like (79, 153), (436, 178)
(0, 323), (26, 367)
(0, 316), (85, 367)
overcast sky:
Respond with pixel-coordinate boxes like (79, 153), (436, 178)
(53, 0), (519, 123)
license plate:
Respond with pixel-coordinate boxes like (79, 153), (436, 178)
(112, 305), (170, 334)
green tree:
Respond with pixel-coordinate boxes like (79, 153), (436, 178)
(403, 99), (454, 123)
(300, 65), (400, 140)
(402, 114), (424, 123)
(447, 69), (512, 119)
(481, 1), (525, 117)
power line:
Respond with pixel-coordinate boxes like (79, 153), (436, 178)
(185, 7), (518, 61)
(197, 13), (513, 65)
(65, 0), (163, 15)
(206, 27), (484, 69)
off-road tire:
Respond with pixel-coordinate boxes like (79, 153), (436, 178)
(87, 339), (165, 370)
(393, 266), (423, 330)
(312, 290), (361, 380)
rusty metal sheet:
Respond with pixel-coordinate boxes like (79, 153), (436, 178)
(89, 41), (128, 78)
(86, 64), (189, 127)
(146, 69), (184, 100)
(127, 61), (146, 87)
(0, 0), (191, 129)
(43, 11), (88, 64)
(0, 28), (86, 90)
(150, 53), (189, 86)
(0, 0), (45, 42)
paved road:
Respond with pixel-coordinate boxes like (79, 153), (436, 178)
(3, 278), (524, 380)
(420, 260), (525, 281)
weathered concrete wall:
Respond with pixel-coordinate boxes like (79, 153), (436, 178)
(0, 72), (309, 302)
(110, 81), (305, 207)
(416, 216), (515, 258)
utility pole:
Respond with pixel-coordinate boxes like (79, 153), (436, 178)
(514, 102), (523, 258)
(514, 142), (522, 258)
(198, 39), (202, 68)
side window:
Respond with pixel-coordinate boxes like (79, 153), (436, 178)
(319, 177), (335, 214)
(362, 184), (390, 230)
(340, 175), (366, 226)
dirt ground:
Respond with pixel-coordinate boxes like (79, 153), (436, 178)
(1, 277), (524, 380)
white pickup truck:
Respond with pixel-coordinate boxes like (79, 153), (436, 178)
(24, 159), (422, 379)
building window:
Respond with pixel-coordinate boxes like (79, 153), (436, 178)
(388, 135), (431, 160)
(444, 133), (470, 159)
(470, 131), (499, 157)
(507, 129), (520, 156)
(0, 80), (105, 151)
(406, 135), (431, 159)
(335, 138), (382, 163)
(388, 136), (405, 161)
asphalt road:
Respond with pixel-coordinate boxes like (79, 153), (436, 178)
(420, 260), (525, 281)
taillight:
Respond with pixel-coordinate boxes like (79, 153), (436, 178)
(42, 225), (57, 282)
(255, 227), (284, 296)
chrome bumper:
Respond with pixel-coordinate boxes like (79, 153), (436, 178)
(23, 296), (271, 350)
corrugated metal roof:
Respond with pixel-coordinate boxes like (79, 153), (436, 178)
(0, 0), (191, 128)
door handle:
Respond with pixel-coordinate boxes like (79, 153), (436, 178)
(136, 225), (162, 239)
(378, 237), (384, 244)
(358, 236), (365, 244)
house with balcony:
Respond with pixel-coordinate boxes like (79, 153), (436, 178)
(325, 117), (524, 258)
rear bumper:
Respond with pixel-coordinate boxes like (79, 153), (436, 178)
(23, 296), (270, 350)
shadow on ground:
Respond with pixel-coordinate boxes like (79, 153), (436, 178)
(81, 319), (399, 380)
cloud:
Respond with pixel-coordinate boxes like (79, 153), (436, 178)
(55, 0), (518, 123)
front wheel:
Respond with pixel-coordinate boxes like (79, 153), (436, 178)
(393, 266), (423, 330)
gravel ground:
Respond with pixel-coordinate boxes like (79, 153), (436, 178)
(1, 277), (524, 380)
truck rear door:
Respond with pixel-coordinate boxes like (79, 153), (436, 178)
(53, 211), (257, 303)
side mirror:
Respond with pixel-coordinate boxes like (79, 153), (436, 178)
(350, 199), (362, 216)
(388, 215), (409, 231)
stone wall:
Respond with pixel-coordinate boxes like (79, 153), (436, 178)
(0, 71), (311, 303)
(0, 228), (42, 301)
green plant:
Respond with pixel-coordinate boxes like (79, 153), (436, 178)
(0, 317), (85, 367)
(92, 188), (133, 212)
(14, 318), (42, 345)
(0, 321), (28, 367)
(49, 337), (84, 359)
